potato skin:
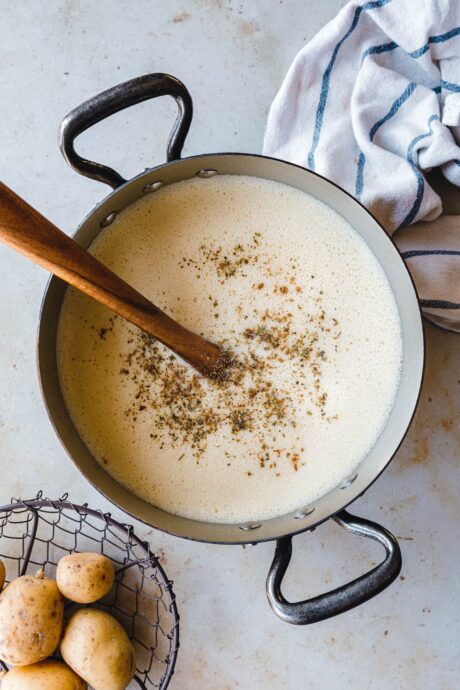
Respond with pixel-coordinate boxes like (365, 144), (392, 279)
(56, 553), (115, 604)
(0, 575), (64, 665)
(61, 609), (136, 690)
(1, 659), (87, 689)
(0, 560), (5, 591)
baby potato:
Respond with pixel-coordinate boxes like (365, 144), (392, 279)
(0, 559), (5, 591)
(1, 659), (87, 689)
(61, 609), (136, 690)
(56, 552), (115, 604)
(0, 573), (64, 665)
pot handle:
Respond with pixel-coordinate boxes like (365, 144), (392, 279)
(58, 73), (193, 189)
(266, 510), (401, 625)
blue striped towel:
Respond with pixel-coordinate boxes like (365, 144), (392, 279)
(264, 0), (460, 332)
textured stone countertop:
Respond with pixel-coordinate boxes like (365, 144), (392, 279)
(0, 2), (458, 688)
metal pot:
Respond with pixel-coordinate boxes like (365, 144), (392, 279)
(37, 73), (424, 625)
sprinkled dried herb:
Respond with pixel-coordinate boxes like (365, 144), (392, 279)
(100, 239), (343, 475)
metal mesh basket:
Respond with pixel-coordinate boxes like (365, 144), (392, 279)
(0, 494), (179, 689)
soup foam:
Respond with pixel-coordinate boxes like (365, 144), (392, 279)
(57, 175), (402, 523)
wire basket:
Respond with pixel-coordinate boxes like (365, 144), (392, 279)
(0, 494), (179, 689)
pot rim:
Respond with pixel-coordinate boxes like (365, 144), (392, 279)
(36, 151), (425, 545)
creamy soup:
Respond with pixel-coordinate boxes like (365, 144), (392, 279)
(57, 175), (402, 523)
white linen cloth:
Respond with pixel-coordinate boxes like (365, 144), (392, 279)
(263, 0), (460, 331)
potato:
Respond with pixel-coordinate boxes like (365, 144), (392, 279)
(56, 552), (115, 603)
(1, 659), (87, 689)
(0, 572), (64, 665)
(61, 609), (136, 690)
(0, 559), (5, 591)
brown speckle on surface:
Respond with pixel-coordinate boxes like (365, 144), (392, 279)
(239, 19), (260, 36)
(409, 437), (430, 465)
(172, 10), (191, 23)
(440, 418), (453, 432)
(158, 549), (168, 566)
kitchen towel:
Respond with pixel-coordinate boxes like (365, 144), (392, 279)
(264, 0), (460, 332)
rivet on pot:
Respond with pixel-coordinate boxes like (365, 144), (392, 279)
(294, 506), (315, 519)
(100, 212), (117, 227)
(143, 180), (163, 193)
(196, 168), (218, 178)
(339, 473), (358, 489)
(239, 521), (262, 531)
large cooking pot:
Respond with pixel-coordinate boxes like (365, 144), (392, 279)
(38, 74), (424, 625)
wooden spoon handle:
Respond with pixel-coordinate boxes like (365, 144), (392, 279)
(0, 182), (225, 378)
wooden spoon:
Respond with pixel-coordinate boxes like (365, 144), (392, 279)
(0, 182), (231, 380)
